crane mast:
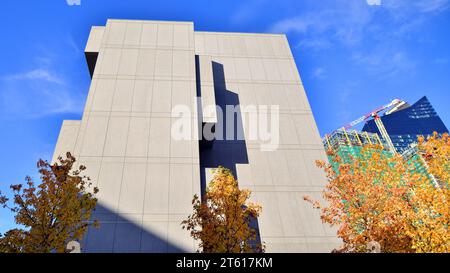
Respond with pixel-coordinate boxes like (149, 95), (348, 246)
(336, 99), (404, 154)
(373, 114), (397, 153)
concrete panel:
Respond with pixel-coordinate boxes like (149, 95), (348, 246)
(172, 50), (192, 78)
(96, 161), (124, 213)
(80, 116), (108, 157)
(132, 80), (153, 112)
(168, 221), (194, 253)
(277, 59), (297, 82)
(118, 48), (139, 76)
(276, 192), (307, 237)
(302, 150), (328, 187)
(85, 26), (105, 53)
(52, 120), (80, 163)
(285, 150), (310, 186)
(77, 157), (102, 190)
(279, 114), (300, 145)
(230, 35), (248, 56)
(157, 24), (173, 47)
(103, 117), (130, 157)
(136, 49), (156, 77)
(270, 35), (290, 58)
(217, 35), (234, 55)
(248, 150), (273, 186)
(141, 221), (168, 252)
(151, 81), (172, 113)
(285, 84), (308, 111)
(124, 22), (142, 46)
(154, 49), (173, 78)
(233, 58), (252, 81)
(148, 117), (170, 157)
(113, 223), (142, 253)
(248, 58), (266, 81)
(269, 84), (290, 111)
(171, 80), (192, 107)
(118, 163), (146, 214)
(267, 151), (290, 186)
(91, 78), (116, 112)
(257, 36), (275, 56)
(111, 79), (134, 112)
(194, 33), (205, 54)
(126, 117), (150, 157)
(141, 23), (158, 46)
(105, 20), (126, 45)
(173, 24), (190, 49)
(244, 36), (262, 57)
(253, 192), (284, 237)
(169, 164), (193, 214)
(292, 114), (321, 145)
(84, 223), (115, 253)
(262, 59), (281, 81)
(145, 163), (170, 214)
(204, 34), (219, 55)
(99, 48), (121, 75)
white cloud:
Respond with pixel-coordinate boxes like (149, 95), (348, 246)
(415, 0), (449, 12)
(267, 0), (448, 80)
(352, 50), (416, 79)
(1, 67), (84, 119)
(6, 68), (64, 84)
(268, 2), (371, 46)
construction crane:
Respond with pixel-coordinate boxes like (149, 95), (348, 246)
(339, 98), (405, 154)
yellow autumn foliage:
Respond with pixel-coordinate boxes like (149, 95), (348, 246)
(305, 133), (450, 253)
(182, 166), (264, 253)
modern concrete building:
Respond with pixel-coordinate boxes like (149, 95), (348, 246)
(52, 19), (340, 253)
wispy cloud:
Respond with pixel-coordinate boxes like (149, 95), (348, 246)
(0, 65), (84, 119)
(268, 0), (448, 79)
(415, 0), (449, 12)
(5, 68), (64, 84)
(352, 50), (416, 79)
(268, 2), (371, 46)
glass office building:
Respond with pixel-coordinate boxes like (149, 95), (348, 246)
(362, 96), (449, 153)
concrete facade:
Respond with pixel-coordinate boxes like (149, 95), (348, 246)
(52, 19), (340, 253)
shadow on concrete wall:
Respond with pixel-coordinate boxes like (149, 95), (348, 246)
(198, 61), (249, 192)
(81, 203), (185, 253)
(196, 60), (263, 249)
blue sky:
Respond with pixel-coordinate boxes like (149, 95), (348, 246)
(0, 0), (449, 233)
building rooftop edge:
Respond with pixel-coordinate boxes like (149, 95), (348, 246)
(102, 19), (287, 37)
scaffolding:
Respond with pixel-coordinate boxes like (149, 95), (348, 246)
(323, 130), (437, 187)
(323, 129), (390, 152)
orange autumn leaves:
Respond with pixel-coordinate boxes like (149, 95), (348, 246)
(305, 132), (450, 253)
(182, 166), (264, 253)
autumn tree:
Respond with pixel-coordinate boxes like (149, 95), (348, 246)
(412, 132), (450, 252)
(305, 133), (450, 253)
(0, 152), (99, 253)
(182, 166), (264, 253)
